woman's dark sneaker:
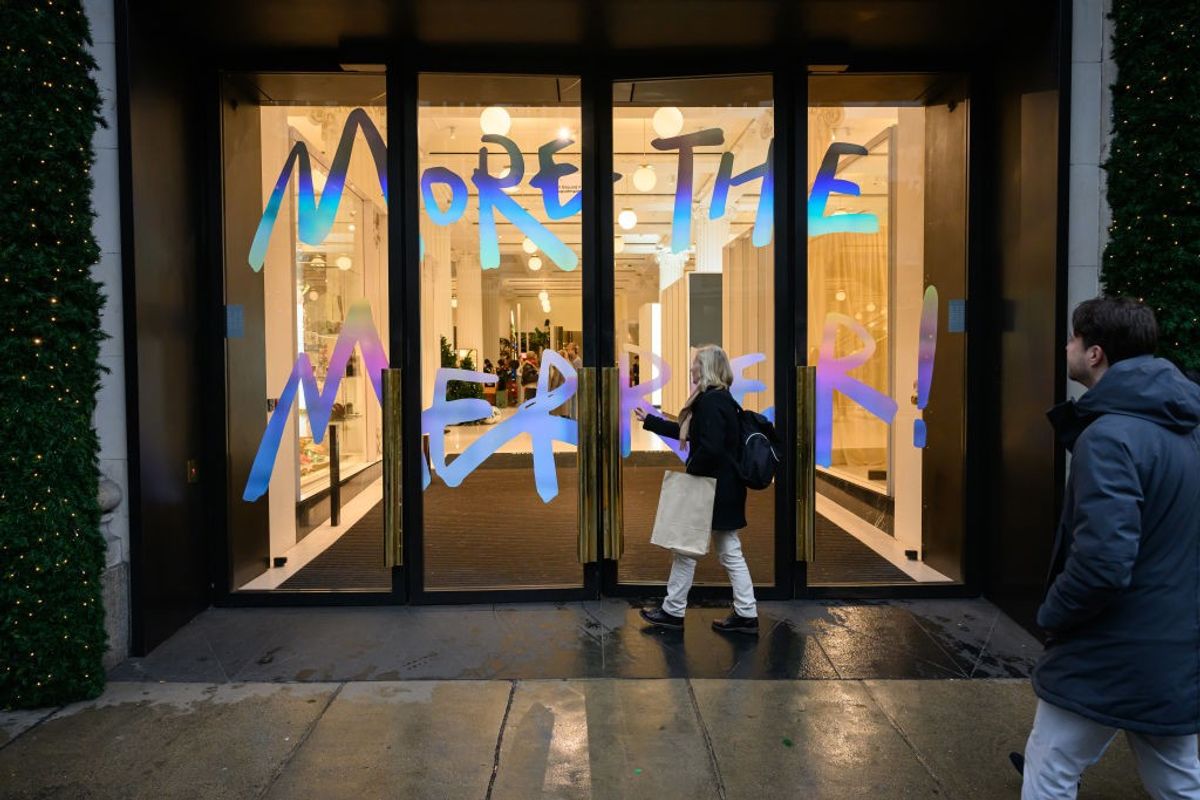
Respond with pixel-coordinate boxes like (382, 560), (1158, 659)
(640, 606), (685, 629)
(712, 613), (759, 635)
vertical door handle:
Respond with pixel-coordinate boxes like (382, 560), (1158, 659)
(796, 365), (817, 562)
(601, 366), (624, 559)
(577, 368), (599, 563)
(382, 368), (404, 568)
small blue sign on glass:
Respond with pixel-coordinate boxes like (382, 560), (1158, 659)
(226, 304), (244, 339)
(948, 299), (966, 333)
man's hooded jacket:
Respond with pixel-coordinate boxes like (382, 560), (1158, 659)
(1035, 355), (1200, 735)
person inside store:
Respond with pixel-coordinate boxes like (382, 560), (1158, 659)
(635, 344), (759, 636)
(521, 353), (540, 402)
(548, 349), (570, 417)
(507, 358), (520, 405)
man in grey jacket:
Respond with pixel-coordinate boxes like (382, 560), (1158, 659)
(1022, 297), (1200, 798)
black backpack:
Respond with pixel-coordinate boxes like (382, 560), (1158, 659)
(735, 408), (782, 490)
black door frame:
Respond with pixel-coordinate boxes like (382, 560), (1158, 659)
(206, 46), (996, 608)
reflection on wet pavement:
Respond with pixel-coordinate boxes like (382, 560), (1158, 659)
(110, 598), (1041, 683)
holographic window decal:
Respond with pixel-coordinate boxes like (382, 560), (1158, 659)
(248, 109), (388, 272)
(247, 107), (881, 276)
(242, 300), (389, 501)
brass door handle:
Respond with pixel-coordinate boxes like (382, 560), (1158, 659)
(601, 366), (624, 560)
(577, 368), (599, 563)
(796, 365), (816, 563)
(382, 368), (403, 568)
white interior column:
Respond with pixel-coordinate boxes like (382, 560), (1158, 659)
(658, 251), (690, 415)
(693, 215), (729, 274)
(456, 253), (484, 366)
(481, 274), (500, 364)
(421, 219), (453, 406)
(259, 107), (299, 557)
(891, 107), (926, 555)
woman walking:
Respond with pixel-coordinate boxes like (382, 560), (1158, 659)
(636, 345), (758, 635)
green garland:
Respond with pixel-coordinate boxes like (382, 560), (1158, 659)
(0, 0), (107, 708)
(1103, 0), (1200, 370)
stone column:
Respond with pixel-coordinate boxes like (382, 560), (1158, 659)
(420, 219), (453, 406)
(455, 253), (484, 367)
(99, 477), (128, 670)
(693, 216), (729, 274)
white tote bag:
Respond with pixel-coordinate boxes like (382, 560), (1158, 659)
(650, 470), (716, 558)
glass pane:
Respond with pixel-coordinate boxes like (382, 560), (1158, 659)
(418, 74), (583, 590)
(613, 76), (776, 586)
(806, 75), (968, 585)
(221, 73), (390, 591)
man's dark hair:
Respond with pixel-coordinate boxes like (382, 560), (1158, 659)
(1071, 296), (1158, 365)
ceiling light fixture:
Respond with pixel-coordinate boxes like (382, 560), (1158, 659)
(335, 255), (353, 271)
(522, 237), (538, 254)
(633, 164), (656, 192)
(617, 208), (637, 230)
(652, 106), (684, 138)
(480, 106), (511, 136)
(528, 256), (543, 271)
(614, 235), (626, 254)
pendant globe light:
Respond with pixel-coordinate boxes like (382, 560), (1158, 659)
(528, 256), (543, 271)
(633, 164), (657, 192)
(652, 106), (684, 138)
(617, 208), (638, 230)
(480, 106), (511, 136)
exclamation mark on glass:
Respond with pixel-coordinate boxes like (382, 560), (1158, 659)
(914, 285), (938, 448)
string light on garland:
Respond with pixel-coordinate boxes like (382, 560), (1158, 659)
(1102, 1), (1198, 373)
(1, 0), (107, 708)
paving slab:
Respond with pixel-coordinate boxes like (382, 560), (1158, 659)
(864, 679), (1150, 800)
(691, 679), (944, 798)
(0, 682), (337, 800)
(491, 679), (720, 800)
(264, 681), (511, 800)
(803, 603), (967, 679)
(0, 707), (55, 748)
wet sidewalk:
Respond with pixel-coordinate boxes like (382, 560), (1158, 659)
(0, 600), (1152, 798)
(106, 599), (1041, 682)
(1, 678), (1149, 799)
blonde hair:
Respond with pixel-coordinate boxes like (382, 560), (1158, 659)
(693, 345), (733, 392)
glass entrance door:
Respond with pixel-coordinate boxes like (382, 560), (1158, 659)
(801, 73), (969, 587)
(605, 75), (781, 593)
(412, 74), (589, 594)
(221, 71), (393, 595)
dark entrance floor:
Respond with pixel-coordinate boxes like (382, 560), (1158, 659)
(109, 598), (1041, 683)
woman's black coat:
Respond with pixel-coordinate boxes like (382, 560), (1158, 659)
(642, 387), (747, 531)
